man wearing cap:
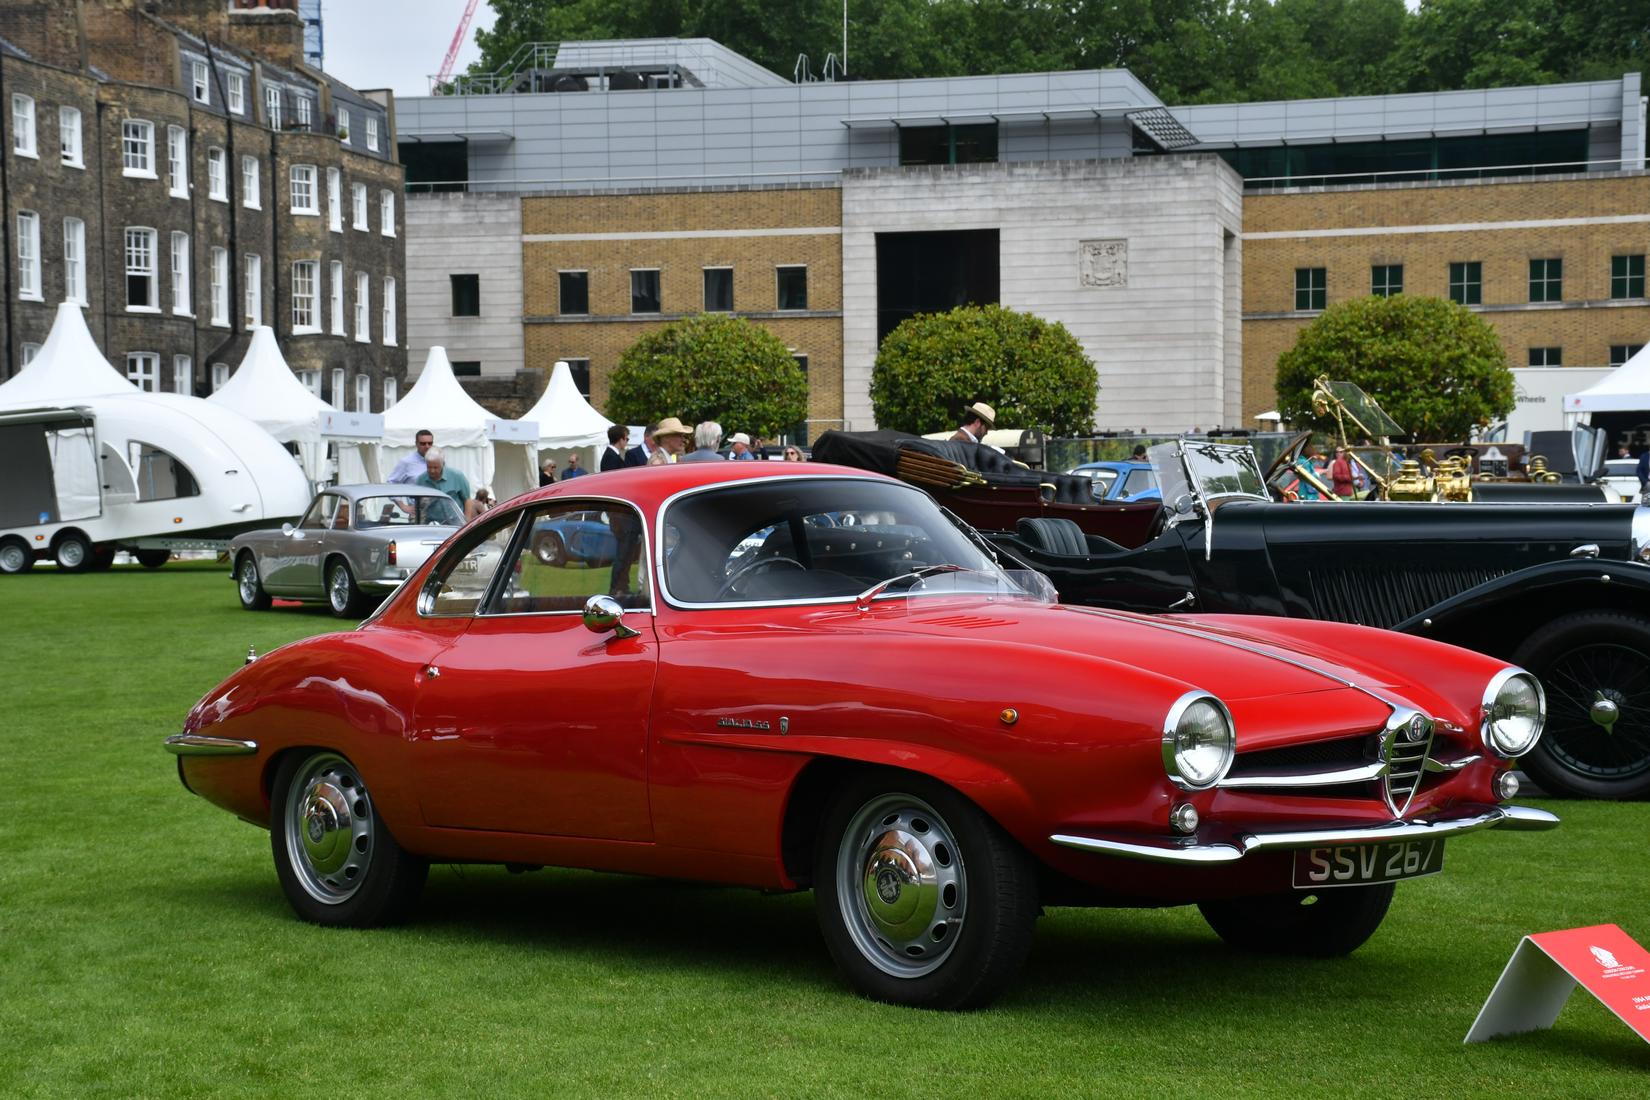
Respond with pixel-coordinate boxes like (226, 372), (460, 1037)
(727, 432), (756, 460)
(647, 417), (692, 464)
(951, 402), (995, 444)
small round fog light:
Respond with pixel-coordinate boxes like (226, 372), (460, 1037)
(1494, 771), (1521, 801)
(1169, 803), (1200, 835)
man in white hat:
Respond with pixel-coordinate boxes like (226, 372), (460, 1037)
(647, 417), (692, 464)
(951, 401), (995, 444)
(727, 432), (756, 460)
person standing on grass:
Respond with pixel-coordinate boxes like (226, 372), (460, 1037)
(416, 447), (471, 509)
(389, 429), (435, 484)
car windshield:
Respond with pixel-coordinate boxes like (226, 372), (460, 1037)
(1152, 440), (1268, 511)
(662, 477), (1052, 606)
(354, 494), (464, 529)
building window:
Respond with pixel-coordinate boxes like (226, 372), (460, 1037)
(1448, 261), (1481, 305)
(327, 168), (342, 232)
(898, 123), (997, 166)
(793, 354), (809, 377)
(1611, 255), (1645, 300)
(337, 106), (350, 144)
(383, 377), (398, 407)
(212, 362), (230, 391)
(291, 260), (319, 331)
(558, 271), (588, 315)
(382, 276), (397, 345)
(1529, 346), (1562, 367)
(703, 267), (733, 312)
(210, 247), (228, 325)
(170, 231), (191, 316)
(227, 72), (245, 115)
(296, 96), (311, 129)
(776, 266), (808, 311)
(330, 367), (346, 409)
(242, 156), (260, 208)
(11, 94), (36, 158)
(59, 106), (82, 168)
(451, 273), (480, 316)
(208, 147), (227, 201)
(244, 253), (262, 326)
(380, 190), (395, 236)
(299, 369), (321, 397)
(565, 359), (591, 397)
(330, 261), (345, 333)
(21, 343), (41, 366)
(1371, 264), (1403, 297)
(1610, 344), (1644, 365)
(290, 165), (318, 214)
(166, 126), (187, 197)
(173, 354), (193, 395)
(630, 269), (661, 314)
(125, 227), (157, 311)
(1294, 267), (1326, 311)
(451, 360), (482, 376)
(127, 352), (159, 391)
(16, 212), (42, 301)
(366, 116), (379, 152)
(354, 373), (370, 412)
(1530, 258), (1563, 302)
(265, 85), (282, 129)
(354, 272), (369, 340)
(63, 218), (86, 305)
(351, 183), (368, 229)
(122, 120), (155, 177)
(190, 60), (210, 104)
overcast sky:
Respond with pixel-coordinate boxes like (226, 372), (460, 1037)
(320, 0), (498, 100)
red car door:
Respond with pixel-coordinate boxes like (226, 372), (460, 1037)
(409, 500), (657, 841)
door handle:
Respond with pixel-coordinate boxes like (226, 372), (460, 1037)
(422, 665), (441, 680)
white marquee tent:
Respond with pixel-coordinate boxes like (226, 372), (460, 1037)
(523, 359), (613, 476)
(0, 302), (137, 405)
(1565, 344), (1650, 413)
(206, 326), (363, 485)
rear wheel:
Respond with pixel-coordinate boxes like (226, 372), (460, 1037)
(1198, 883), (1395, 956)
(236, 553), (272, 610)
(0, 538), (32, 575)
(326, 558), (368, 618)
(1512, 610), (1650, 799)
(270, 751), (427, 927)
(534, 533), (566, 566)
(54, 531), (92, 573)
(135, 549), (171, 569)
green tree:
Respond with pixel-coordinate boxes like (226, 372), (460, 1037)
(606, 314), (808, 439)
(1274, 295), (1513, 441)
(870, 304), (1098, 436)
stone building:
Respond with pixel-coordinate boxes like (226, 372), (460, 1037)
(1, 0), (405, 411)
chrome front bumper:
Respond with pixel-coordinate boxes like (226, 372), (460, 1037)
(164, 733), (257, 756)
(1050, 804), (1558, 866)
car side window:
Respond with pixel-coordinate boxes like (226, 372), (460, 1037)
(420, 509), (522, 616)
(1123, 469), (1155, 496)
(299, 495), (336, 530)
(486, 502), (649, 615)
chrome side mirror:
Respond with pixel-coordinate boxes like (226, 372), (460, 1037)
(583, 594), (640, 640)
(281, 522), (295, 535)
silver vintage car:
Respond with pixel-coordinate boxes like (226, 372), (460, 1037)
(230, 484), (466, 617)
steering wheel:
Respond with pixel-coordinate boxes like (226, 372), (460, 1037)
(715, 556), (805, 600)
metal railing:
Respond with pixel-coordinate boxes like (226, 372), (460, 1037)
(1242, 155), (1645, 190)
(405, 169), (844, 194)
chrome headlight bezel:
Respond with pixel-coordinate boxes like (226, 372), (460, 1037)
(1161, 691), (1236, 791)
(1480, 668), (1545, 758)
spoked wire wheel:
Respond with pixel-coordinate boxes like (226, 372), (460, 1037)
(1535, 640), (1650, 786)
(835, 793), (967, 978)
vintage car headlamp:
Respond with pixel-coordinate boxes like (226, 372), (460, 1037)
(1162, 692), (1235, 790)
(1481, 669), (1545, 758)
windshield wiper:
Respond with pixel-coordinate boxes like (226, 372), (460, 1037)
(854, 564), (970, 611)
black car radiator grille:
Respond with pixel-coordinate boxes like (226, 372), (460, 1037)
(1304, 565), (1509, 628)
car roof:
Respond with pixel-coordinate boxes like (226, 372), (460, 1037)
(502, 461), (896, 513)
(323, 483), (450, 500)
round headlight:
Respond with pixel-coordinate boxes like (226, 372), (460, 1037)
(1482, 670), (1545, 758)
(1162, 693), (1235, 790)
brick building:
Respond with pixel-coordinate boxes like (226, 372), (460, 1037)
(1, 0), (405, 411)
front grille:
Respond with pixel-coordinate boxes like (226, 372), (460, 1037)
(1305, 565), (1508, 628)
(1228, 734), (1370, 777)
(1380, 713), (1436, 816)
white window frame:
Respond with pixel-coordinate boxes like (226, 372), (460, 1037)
(125, 227), (158, 312)
(244, 253), (262, 326)
(289, 164), (318, 215)
(208, 147), (227, 202)
(227, 73), (245, 115)
(172, 354), (193, 395)
(337, 106), (350, 144)
(209, 247), (229, 326)
(329, 260), (344, 334)
(383, 377), (398, 408)
(330, 367), (346, 409)
(354, 373), (370, 412)
(380, 190), (396, 237)
(191, 60), (210, 105)
(63, 217), (86, 306)
(170, 231), (191, 316)
(167, 126), (189, 198)
(265, 84), (282, 129)
(291, 260), (319, 332)
(299, 369), (322, 397)
(296, 96), (311, 129)
(122, 119), (155, 177)
(21, 342), (42, 366)
(354, 271), (369, 341)
(11, 94), (36, 158)
(351, 182), (368, 230)
(127, 352), (159, 392)
(382, 276), (397, 346)
(16, 212), (42, 301)
(59, 106), (83, 168)
(241, 156), (260, 209)
(327, 168), (342, 232)
(212, 362), (231, 392)
(365, 115), (379, 152)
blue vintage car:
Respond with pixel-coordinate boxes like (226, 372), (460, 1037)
(530, 509), (617, 565)
(1069, 460), (1161, 502)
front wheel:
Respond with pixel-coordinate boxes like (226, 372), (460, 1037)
(236, 553), (272, 610)
(534, 533), (566, 566)
(54, 531), (92, 573)
(1512, 610), (1650, 799)
(326, 558), (369, 618)
(814, 774), (1039, 1010)
(1198, 883), (1395, 956)
(270, 751), (427, 927)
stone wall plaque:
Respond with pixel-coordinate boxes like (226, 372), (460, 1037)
(1079, 239), (1129, 288)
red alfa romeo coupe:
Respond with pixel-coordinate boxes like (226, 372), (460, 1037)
(167, 462), (1557, 1008)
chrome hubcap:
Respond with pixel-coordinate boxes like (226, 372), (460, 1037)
(239, 561), (258, 602)
(329, 565), (349, 611)
(837, 794), (965, 978)
(0, 545), (24, 572)
(1591, 690), (1623, 734)
(284, 755), (373, 903)
(58, 540), (84, 568)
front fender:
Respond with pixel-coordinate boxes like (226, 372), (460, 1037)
(1396, 559), (1650, 654)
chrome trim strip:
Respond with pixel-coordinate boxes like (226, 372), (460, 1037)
(1424, 753), (1482, 773)
(1049, 804), (1558, 865)
(164, 733), (258, 756)
(1221, 761), (1385, 789)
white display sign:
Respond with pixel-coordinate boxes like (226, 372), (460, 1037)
(1506, 368), (1609, 441)
(486, 417), (539, 443)
(317, 410), (384, 438)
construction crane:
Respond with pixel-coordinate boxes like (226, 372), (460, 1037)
(436, 0), (481, 85)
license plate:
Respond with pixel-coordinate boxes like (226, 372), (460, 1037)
(1292, 838), (1444, 889)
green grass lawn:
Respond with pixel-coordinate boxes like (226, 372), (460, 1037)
(1, 562), (1646, 1097)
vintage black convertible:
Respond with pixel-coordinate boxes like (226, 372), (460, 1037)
(968, 441), (1650, 801)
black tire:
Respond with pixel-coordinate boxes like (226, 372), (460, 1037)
(135, 549), (171, 569)
(236, 552), (272, 610)
(1512, 610), (1650, 799)
(0, 538), (32, 575)
(54, 531), (93, 573)
(325, 558), (369, 618)
(270, 751), (428, 927)
(814, 772), (1039, 1010)
(534, 533), (566, 566)
(1198, 883), (1395, 956)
